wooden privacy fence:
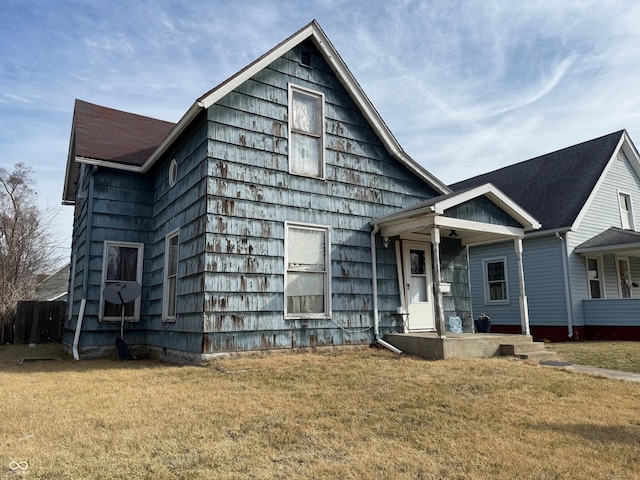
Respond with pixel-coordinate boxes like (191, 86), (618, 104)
(7, 301), (67, 344)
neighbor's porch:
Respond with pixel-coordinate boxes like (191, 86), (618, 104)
(575, 227), (640, 340)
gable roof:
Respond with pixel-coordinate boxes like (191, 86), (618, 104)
(63, 20), (449, 203)
(450, 130), (628, 233)
(63, 100), (175, 202)
(372, 183), (540, 246)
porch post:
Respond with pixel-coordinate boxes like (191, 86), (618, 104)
(431, 227), (446, 338)
(514, 237), (530, 335)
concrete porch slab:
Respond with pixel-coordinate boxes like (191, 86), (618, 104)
(384, 332), (537, 360)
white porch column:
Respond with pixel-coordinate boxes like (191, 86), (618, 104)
(431, 227), (446, 338)
(514, 237), (530, 335)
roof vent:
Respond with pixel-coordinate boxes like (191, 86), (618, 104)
(301, 50), (312, 67)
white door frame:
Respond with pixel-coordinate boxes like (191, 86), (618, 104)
(401, 240), (435, 332)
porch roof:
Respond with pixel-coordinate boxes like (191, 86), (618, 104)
(371, 183), (541, 246)
(575, 227), (640, 256)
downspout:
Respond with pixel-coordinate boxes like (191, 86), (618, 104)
(370, 224), (402, 354)
(73, 165), (97, 359)
(555, 232), (574, 338)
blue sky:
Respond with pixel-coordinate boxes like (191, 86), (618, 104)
(2, 0), (640, 268)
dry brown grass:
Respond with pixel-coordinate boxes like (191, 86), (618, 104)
(1, 344), (640, 479)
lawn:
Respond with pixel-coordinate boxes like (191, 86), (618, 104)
(547, 341), (640, 374)
(1, 344), (639, 479)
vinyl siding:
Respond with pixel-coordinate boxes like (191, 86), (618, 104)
(468, 235), (566, 327)
(567, 148), (640, 325)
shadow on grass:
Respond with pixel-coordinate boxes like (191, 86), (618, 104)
(529, 421), (640, 446)
(0, 343), (173, 373)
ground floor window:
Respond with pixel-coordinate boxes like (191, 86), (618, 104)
(586, 256), (603, 299)
(100, 241), (143, 322)
(483, 257), (508, 303)
(285, 222), (330, 318)
(163, 230), (179, 321)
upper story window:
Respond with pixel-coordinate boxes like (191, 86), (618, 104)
(288, 85), (324, 179)
(618, 192), (634, 230)
(100, 241), (143, 322)
(483, 257), (509, 304)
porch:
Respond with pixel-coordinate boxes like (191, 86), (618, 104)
(384, 332), (556, 362)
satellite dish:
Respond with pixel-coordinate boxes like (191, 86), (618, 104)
(103, 281), (142, 305)
(102, 281), (142, 340)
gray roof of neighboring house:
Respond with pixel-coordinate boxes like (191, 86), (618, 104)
(33, 264), (70, 301)
(575, 227), (640, 253)
(450, 130), (626, 232)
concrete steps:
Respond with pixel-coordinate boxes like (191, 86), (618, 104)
(500, 341), (558, 363)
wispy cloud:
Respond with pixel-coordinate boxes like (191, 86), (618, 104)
(2, 0), (640, 258)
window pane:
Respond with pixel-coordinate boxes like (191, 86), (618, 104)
(167, 277), (177, 317)
(106, 246), (138, 281)
(487, 262), (505, 282)
(410, 250), (425, 275)
(168, 235), (179, 276)
(290, 134), (321, 176)
(292, 90), (320, 134)
(589, 280), (602, 299)
(489, 282), (506, 301)
(288, 228), (325, 269)
(287, 272), (324, 314)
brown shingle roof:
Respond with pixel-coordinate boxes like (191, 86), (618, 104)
(73, 99), (175, 167)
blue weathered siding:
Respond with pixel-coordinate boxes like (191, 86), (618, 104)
(200, 41), (437, 353)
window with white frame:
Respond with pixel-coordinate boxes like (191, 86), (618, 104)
(100, 241), (143, 321)
(163, 230), (179, 321)
(586, 257), (604, 299)
(285, 223), (330, 317)
(618, 192), (634, 230)
(289, 85), (324, 178)
(483, 258), (508, 303)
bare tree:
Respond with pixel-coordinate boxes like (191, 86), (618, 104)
(0, 163), (60, 341)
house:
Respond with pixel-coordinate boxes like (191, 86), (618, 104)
(33, 264), (70, 302)
(61, 21), (539, 362)
(451, 130), (640, 341)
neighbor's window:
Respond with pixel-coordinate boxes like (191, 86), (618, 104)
(163, 230), (179, 321)
(285, 223), (330, 317)
(586, 257), (603, 299)
(289, 85), (324, 178)
(100, 242), (143, 321)
(484, 258), (508, 303)
(618, 192), (634, 230)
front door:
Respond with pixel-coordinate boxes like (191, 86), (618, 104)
(402, 242), (435, 331)
(617, 256), (632, 298)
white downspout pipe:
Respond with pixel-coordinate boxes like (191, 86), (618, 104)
(370, 224), (402, 354)
(72, 299), (86, 360)
(556, 232), (574, 338)
(73, 165), (97, 360)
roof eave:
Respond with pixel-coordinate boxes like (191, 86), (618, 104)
(139, 101), (203, 173)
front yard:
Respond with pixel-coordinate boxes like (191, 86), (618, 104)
(1, 344), (639, 479)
